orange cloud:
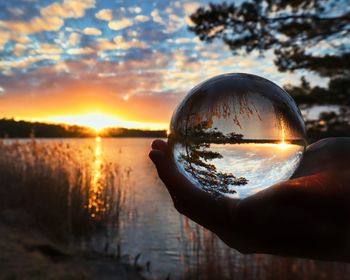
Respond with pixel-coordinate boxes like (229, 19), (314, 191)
(0, 16), (64, 34)
(95, 9), (113, 21)
(40, 0), (95, 19)
(66, 47), (94, 55)
(83, 27), (102, 36)
(67, 32), (81, 46)
(108, 18), (133, 31)
(135, 15), (150, 22)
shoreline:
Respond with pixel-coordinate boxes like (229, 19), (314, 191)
(0, 209), (146, 280)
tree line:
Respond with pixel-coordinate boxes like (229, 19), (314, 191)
(0, 118), (167, 138)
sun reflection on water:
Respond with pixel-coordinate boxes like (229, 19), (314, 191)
(88, 136), (106, 219)
(278, 118), (290, 149)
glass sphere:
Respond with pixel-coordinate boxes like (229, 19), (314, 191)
(168, 73), (307, 199)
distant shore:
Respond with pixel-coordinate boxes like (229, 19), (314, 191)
(0, 118), (167, 138)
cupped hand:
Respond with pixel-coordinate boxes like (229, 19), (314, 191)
(149, 138), (350, 262)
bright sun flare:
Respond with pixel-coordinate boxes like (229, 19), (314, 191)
(78, 113), (118, 131)
(278, 141), (289, 149)
(41, 112), (168, 131)
(47, 113), (120, 132)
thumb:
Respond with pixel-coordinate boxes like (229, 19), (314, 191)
(149, 148), (237, 231)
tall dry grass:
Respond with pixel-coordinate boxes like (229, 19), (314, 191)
(0, 138), (128, 243)
(181, 220), (350, 280)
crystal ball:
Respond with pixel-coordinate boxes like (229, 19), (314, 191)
(168, 73), (307, 199)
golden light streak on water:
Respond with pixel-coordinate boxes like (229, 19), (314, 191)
(88, 136), (105, 218)
(278, 118), (289, 149)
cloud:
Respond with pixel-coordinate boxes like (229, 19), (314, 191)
(40, 0), (95, 19)
(15, 35), (31, 44)
(183, 2), (200, 26)
(7, 8), (25, 17)
(0, 0), (95, 48)
(13, 44), (27, 56)
(174, 37), (193, 44)
(0, 54), (61, 71)
(166, 13), (183, 33)
(183, 2), (200, 15)
(96, 39), (116, 51)
(113, 36), (149, 50)
(0, 16), (64, 34)
(128, 6), (142, 14)
(0, 33), (11, 51)
(0, 31), (30, 51)
(135, 15), (150, 23)
(83, 27), (102, 36)
(150, 9), (164, 25)
(98, 73), (116, 78)
(126, 30), (138, 37)
(95, 9), (113, 21)
(200, 51), (220, 59)
(54, 61), (70, 73)
(96, 36), (149, 52)
(66, 47), (94, 55)
(32, 43), (62, 55)
(149, 8), (183, 33)
(108, 18), (133, 31)
(67, 32), (81, 46)
(0, 86), (4, 96)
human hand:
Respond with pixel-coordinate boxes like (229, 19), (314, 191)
(149, 138), (350, 262)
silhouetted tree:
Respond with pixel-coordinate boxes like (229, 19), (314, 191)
(178, 123), (248, 195)
(189, 0), (350, 141)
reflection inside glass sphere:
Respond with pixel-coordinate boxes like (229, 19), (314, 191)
(168, 73), (307, 199)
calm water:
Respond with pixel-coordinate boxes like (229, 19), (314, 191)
(14, 138), (350, 280)
(40, 138), (192, 278)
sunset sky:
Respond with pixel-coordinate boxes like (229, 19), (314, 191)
(0, 0), (324, 130)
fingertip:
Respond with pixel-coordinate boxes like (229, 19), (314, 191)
(151, 139), (167, 150)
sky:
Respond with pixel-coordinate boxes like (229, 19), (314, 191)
(0, 0), (325, 130)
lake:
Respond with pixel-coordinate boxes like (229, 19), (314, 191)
(3, 137), (350, 280)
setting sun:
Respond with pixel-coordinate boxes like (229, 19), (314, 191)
(40, 112), (168, 131)
(278, 141), (289, 149)
(46, 113), (120, 132)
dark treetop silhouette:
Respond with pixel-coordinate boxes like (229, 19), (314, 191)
(150, 137), (350, 262)
(189, 0), (350, 141)
(173, 122), (248, 195)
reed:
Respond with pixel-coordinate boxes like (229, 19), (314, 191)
(0, 138), (128, 243)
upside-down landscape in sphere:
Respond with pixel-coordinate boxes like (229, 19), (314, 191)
(169, 73), (307, 199)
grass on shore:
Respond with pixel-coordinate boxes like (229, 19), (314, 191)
(0, 138), (128, 242)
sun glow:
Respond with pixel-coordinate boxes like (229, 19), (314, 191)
(40, 112), (168, 131)
(278, 141), (289, 149)
(46, 113), (120, 132)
